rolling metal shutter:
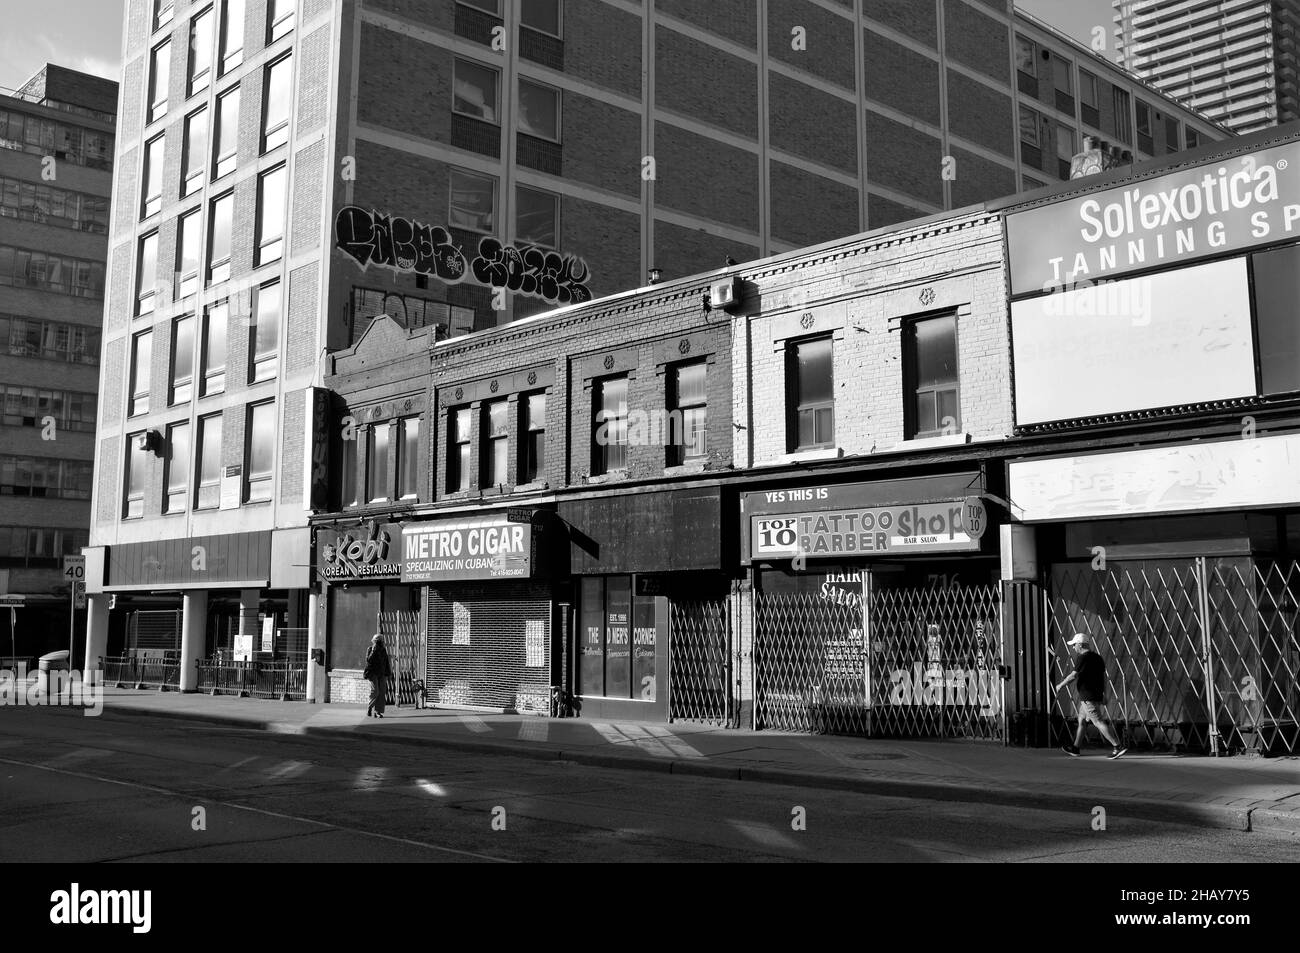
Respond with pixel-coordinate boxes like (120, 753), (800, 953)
(425, 583), (553, 713)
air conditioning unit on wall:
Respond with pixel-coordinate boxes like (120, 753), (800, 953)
(709, 275), (742, 313)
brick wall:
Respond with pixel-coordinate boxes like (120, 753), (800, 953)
(943, 0), (1012, 83)
(561, 92), (642, 198)
(280, 388), (306, 505)
(328, 670), (369, 704)
(865, 111), (944, 207)
(653, 124), (760, 233)
(287, 262), (320, 372)
(768, 74), (858, 175)
(291, 139), (326, 256)
(656, 0), (758, 48)
(296, 25), (333, 136)
(96, 436), (119, 524)
(949, 146), (1016, 208)
(868, 0), (938, 46)
(655, 28), (758, 140)
(946, 74), (1015, 159)
(769, 161), (860, 248)
(564, 0), (642, 97)
(864, 31), (941, 125)
(767, 0), (856, 89)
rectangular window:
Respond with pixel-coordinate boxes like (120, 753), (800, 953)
(668, 361), (707, 466)
(1136, 99), (1153, 154)
(1250, 243), (1300, 396)
(447, 406), (471, 493)
(481, 400), (508, 489)
(208, 191), (232, 282)
(516, 186), (558, 248)
(170, 315), (194, 404)
(245, 400), (274, 502)
(177, 208), (201, 299)
(904, 313), (960, 439)
(787, 337), (833, 451)
(267, 0), (295, 42)
(1014, 35), (1036, 77)
(213, 86), (239, 179)
(519, 392), (545, 483)
(1056, 124), (1075, 179)
(220, 0), (245, 74)
(367, 422), (390, 502)
(1186, 128), (1200, 149)
(1079, 69), (1099, 129)
(129, 330), (152, 417)
(1052, 54), (1073, 114)
(262, 54), (292, 153)
(453, 58), (499, 123)
(202, 302), (227, 395)
(164, 421), (190, 513)
(251, 280), (280, 382)
(256, 165), (287, 265)
(592, 376), (628, 475)
(182, 107), (207, 196)
(137, 232), (159, 314)
(188, 6), (214, 97)
(397, 416), (420, 499)
(124, 434), (148, 519)
(521, 0), (561, 36)
(1112, 86), (1132, 145)
(155, 0), (175, 30)
(1018, 104), (1040, 147)
(518, 78), (559, 142)
(340, 428), (358, 507)
(604, 576), (631, 699)
(196, 412), (223, 509)
(149, 40), (170, 123)
(579, 576), (604, 696)
(1165, 115), (1180, 151)
(142, 133), (164, 218)
(449, 169), (496, 234)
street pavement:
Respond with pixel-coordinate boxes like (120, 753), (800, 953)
(32, 686), (1300, 836)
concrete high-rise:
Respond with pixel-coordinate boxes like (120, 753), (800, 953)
(1114, 0), (1300, 134)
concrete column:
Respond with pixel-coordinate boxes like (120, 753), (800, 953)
(180, 590), (207, 692)
(237, 588), (260, 657)
(84, 594), (111, 685)
(306, 589), (325, 704)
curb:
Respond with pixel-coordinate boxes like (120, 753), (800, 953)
(101, 702), (1285, 834)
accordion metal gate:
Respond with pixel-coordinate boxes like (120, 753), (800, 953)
(668, 597), (736, 726)
(753, 581), (1004, 740)
(1047, 557), (1300, 755)
(425, 584), (552, 713)
(378, 610), (421, 707)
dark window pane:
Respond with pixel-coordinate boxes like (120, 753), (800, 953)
(605, 576), (631, 698)
(1252, 244), (1300, 395)
(796, 338), (832, 404)
(579, 577), (604, 696)
(913, 314), (957, 387)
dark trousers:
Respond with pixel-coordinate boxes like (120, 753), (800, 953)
(367, 675), (386, 715)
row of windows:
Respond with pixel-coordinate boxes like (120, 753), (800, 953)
(0, 244), (105, 298)
(124, 399), (275, 518)
(454, 57), (561, 144)
(445, 392), (548, 493)
(338, 416), (422, 507)
(0, 315), (100, 365)
(0, 176), (109, 234)
(450, 171), (559, 247)
(0, 526), (89, 568)
(128, 279), (281, 418)
(0, 386), (97, 432)
(149, 0), (294, 128)
(136, 163), (286, 315)
(0, 108), (114, 171)
(143, 51), (292, 227)
(459, 0), (561, 37)
(0, 455), (93, 499)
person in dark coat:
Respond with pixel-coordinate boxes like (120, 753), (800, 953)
(364, 633), (391, 718)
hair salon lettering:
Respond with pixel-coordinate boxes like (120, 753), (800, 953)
(335, 206), (592, 306)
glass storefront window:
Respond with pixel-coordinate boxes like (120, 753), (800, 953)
(578, 575), (656, 700)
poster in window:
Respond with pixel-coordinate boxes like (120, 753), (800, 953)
(631, 589), (656, 701)
(452, 601), (470, 645)
(605, 576), (631, 699)
(525, 619), (545, 668)
(579, 577), (603, 696)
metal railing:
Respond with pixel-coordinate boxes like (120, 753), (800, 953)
(100, 654), (180, 691)
(195, 658), (307, 701)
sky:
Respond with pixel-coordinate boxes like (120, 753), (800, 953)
(0, 0), (1118, 94)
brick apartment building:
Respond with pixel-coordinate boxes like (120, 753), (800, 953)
(84, 0), (1228, 703)
(0, 65), (117, 663)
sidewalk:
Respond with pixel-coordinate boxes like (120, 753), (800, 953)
(91, 688), (1300, 836)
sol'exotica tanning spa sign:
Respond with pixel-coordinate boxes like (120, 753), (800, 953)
(400, 516), (533, 582)
(1005, 141), (1300, 296)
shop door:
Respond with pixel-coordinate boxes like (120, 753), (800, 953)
(1047, 557), (1300, 755)
(668, 596), (736, 726)
(378, 610), (421, 707)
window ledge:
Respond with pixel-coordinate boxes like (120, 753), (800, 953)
(663, 462), (708, 477)
(890, 432), (971, 452)
(775, 447), (842, 465)
(513, 481), (548, 493)
(585, 471), (628, 485)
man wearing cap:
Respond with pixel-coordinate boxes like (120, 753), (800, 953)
(1055, 633), (1127, 759)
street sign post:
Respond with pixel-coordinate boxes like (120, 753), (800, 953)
(63, 556), (85, 671)
(0, 595), (22, 666)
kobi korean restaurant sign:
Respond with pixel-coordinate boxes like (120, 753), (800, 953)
(401, 516), (533, 582)
(319, 522), (401, 579)
(751, 499), (988, 559)
(1006, 141), (1300, 296)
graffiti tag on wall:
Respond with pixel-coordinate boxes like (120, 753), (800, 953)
(335, 206), (593, 307)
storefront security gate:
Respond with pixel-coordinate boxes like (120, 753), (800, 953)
(754, 583), (1004, 739)
(378, 611), (421, 708)
(669, 598), (737, 727)
(1047, 557), (1300, 755)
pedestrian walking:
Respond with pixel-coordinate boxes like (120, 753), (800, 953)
(364, 633), (391, 718)
(1055, 633), (1127, 759)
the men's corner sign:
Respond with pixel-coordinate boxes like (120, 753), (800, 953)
(749, 495), (988, 560)
(335, 205), (592, 306)
(1006, 141), (1300, 296)
(401, 516), (532, 583)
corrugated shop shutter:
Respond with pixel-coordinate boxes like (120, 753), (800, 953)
(426, 583), (553, 713)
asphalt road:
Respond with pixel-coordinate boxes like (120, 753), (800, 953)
(0, 707), (1293, 863)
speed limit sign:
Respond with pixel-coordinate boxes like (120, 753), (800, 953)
(62, 555), (86, 580)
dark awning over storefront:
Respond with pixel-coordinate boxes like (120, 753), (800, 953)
(559, 486), (725, 574)
(100, 531), (273, 591)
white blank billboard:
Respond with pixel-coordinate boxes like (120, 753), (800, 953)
(1011, 257), (1257, 426)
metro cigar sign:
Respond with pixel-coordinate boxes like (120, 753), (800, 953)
(1006, 141), (1300, 296)
(401, 516), (533, 582)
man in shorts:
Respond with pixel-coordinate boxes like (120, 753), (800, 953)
(1055, 633), (1127, 759)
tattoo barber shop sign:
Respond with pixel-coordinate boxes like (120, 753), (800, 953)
(335, 205), (592, 306)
